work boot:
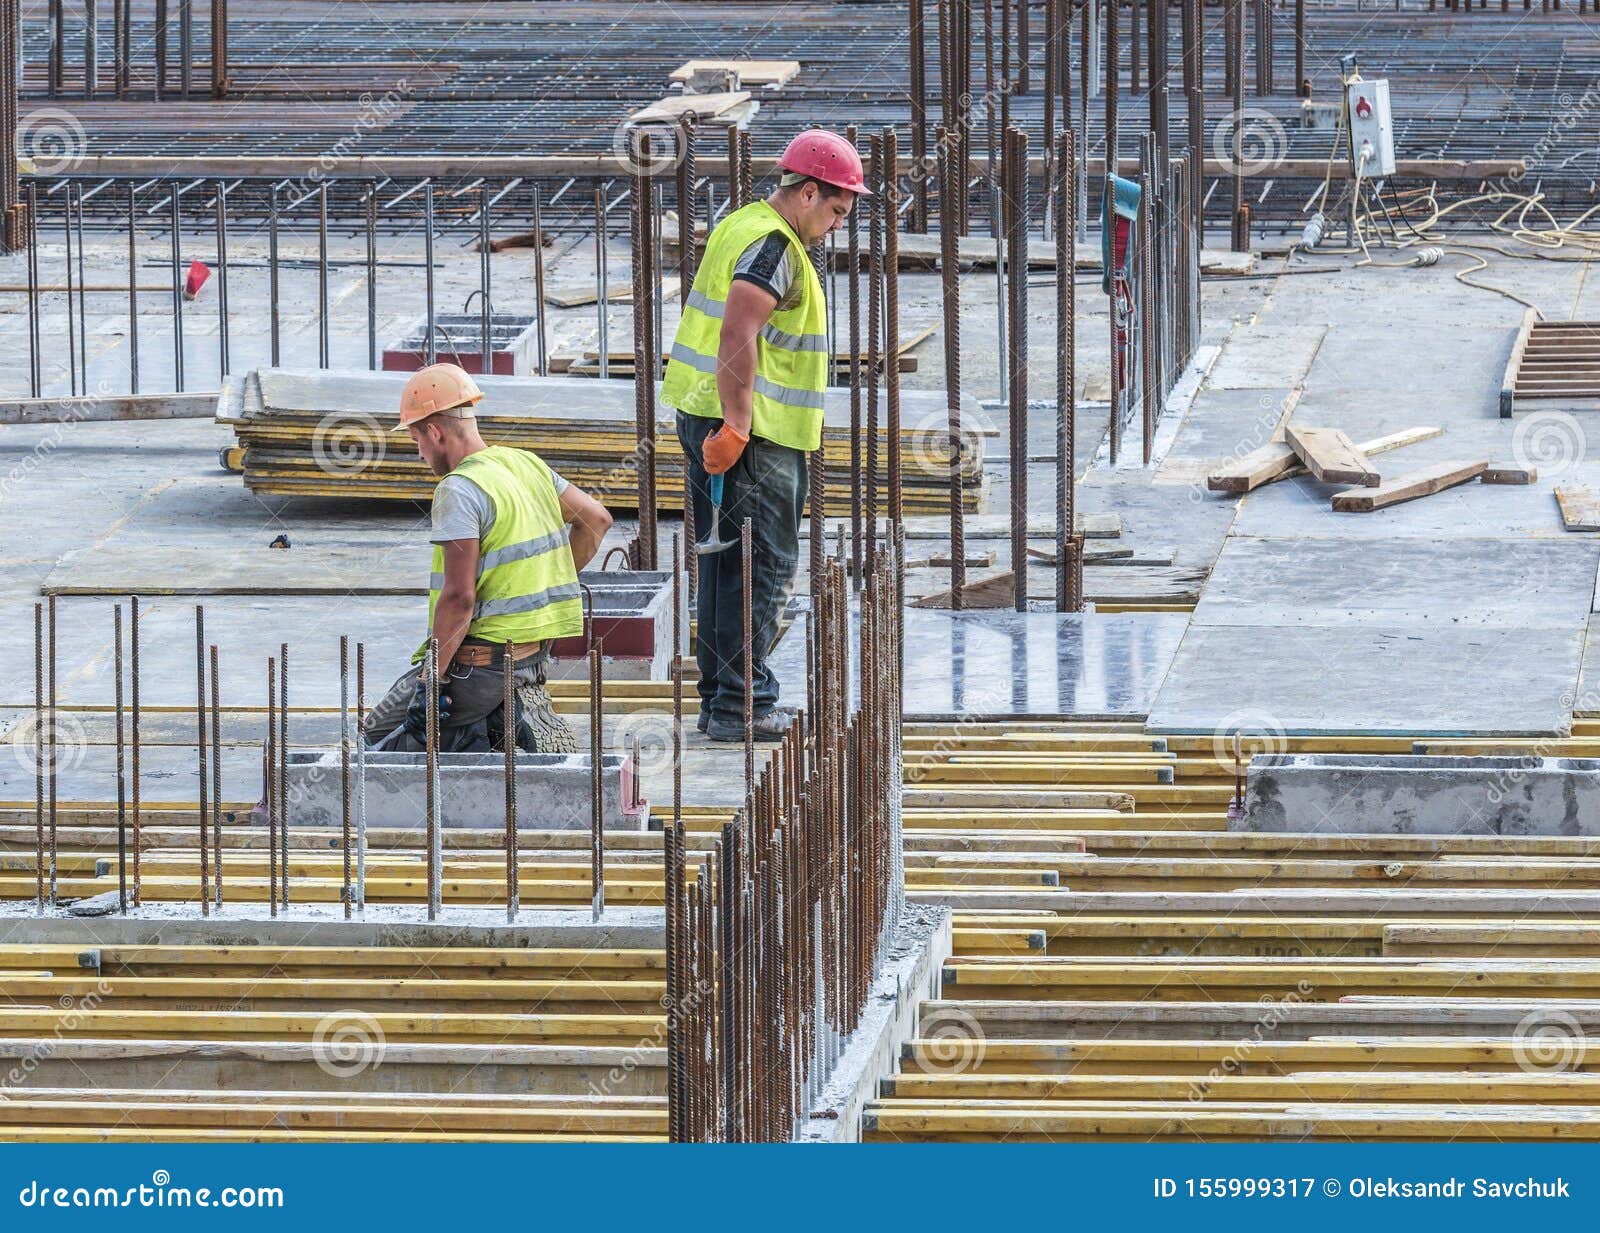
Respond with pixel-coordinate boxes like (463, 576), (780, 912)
(706, 709), (790, 744)
(514, 681), (579, 753)
(697, 711), (710, 734)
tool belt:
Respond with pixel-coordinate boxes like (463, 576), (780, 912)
(451, 639), (543, 668)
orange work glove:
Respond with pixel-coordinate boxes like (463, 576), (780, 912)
(701, 423), (749, 475)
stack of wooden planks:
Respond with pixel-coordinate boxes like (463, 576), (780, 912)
(0, 943), (665, 1141)
(218, 367), (988, 516)
(865, 718), (1600, 1143)
(1206, 420), (1532, 511)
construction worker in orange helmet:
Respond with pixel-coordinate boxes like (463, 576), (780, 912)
(364, 362), (613, 752)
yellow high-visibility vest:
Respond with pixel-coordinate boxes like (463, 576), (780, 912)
(415, 445), (583, 662)
(659, 200), (828, 452)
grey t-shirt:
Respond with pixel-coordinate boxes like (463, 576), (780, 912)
(733, 232), (802, 311)
(431, 468), (569, 543)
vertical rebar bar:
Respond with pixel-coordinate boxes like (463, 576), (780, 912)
(215, 182), (229, 378)
(266, 655), (277, 916)
(130, 595), (140, 905)
(341, 634), (351, 919)
(504, 640), (519, 921)
(210, 641), (221, 911)
(47, 594), (56, 906)
(589, 639), (605, 921)
(356, 641), (367, 911)
(532, 185), (549, 376)
(278, 643), (288, 910)
(170, 184), (184, 391)
(366, 183), (378, 369)
(33, 603), (43, 914)
(424, 182), (437, 365)
(425, 636), (440, 920)
(318, 183), (330, 367)
(268, 184), (280, 366)
(115, 604), (128, 912)
(884, 128), (903, 531)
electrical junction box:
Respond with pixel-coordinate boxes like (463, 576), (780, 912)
(1346, 79), (1395, 176)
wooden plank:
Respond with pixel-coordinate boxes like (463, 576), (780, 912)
(627, 91), (751, 124)
(1501, 306), (1539, 417)
(1207, 426), (1443, 493)
(1556, 483), (1600, 531)
(1284, 424), (1381, 486)
(542, 276), (682, 308)
(0, 392), (217, 426)
(1481, 463), (1538, 485)
(1331, 460), (1489, 512)
(668, 59), (800, 86)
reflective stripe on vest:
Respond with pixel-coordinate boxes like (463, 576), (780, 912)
(658, 200), (830, 452)
(415, 445), (584, 663)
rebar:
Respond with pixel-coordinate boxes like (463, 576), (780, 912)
(195, 607), (210, 915)
(115, 606), (128, 912)
(32, 603), (42, 914)
(47, 593), (56, 906)
(341, 634), (352, 919)
(265, 654), (277, 917)
(1057, 128), (1080, 612)
(425, 636), (440, 920)
(356, 641), (367, 912)
(1005, 126), (1029, 613)
(938, 129), (965, 608)
(884, 128), (903, 531)
(589, 638), (605, 922)
(278, 643), (290, 910)
(130, 594), (141, 906)
(209, 642), (221, 911)
(504, 639), (519, 921)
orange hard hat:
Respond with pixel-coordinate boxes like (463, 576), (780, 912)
(393, 362), (484, 432)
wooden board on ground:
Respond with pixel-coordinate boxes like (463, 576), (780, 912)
(904, 551), (996, 570)
(1556, 483), (1600, 531)
(1482, 463), (1538, 485)
(543, 276), (682, 308)
(1500, 306), (1539, 418)
(1206, 426), (1445, 493)
(1331, 461), (1489, 512)
(0, 392), (217, 426)
(914, 565), (1204, 608)
(1284, 424), (1381, 486)
(669, 60), (800, 86)
(628, 91), (751, 124)
(41, 545), (426, 597)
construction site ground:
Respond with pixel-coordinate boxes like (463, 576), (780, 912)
(10, 226), (1600, 1144)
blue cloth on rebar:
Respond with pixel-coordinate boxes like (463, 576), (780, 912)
(1101, 174), (1142, 294)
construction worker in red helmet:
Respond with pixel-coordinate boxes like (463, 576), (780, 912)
(364, 361), (613, 752)
(661, 129), (868, 743)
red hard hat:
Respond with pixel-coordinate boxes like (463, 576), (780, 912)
(777, 129), (871, 196)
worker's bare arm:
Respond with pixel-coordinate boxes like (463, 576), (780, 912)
(716, 278), (778, 437)
(432, 537), (480, 669)
(561, 483), (613, 572)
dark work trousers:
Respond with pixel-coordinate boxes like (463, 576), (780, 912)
(676, 411), (807, 726)
(363, 644), (549, 752)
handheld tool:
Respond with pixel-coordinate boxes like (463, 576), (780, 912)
(695, 473), (737, 555)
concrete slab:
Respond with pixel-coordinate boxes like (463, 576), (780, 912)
(1241, 753), (1600, 835)
(1205, 324), (1328, 390)
(281, 750), (648, 831)
(769, 609), (1189, 721)
(0, 902), (664, 947)
(1191, 537), (1598, 630)
(1145, 623), (1584, 736)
